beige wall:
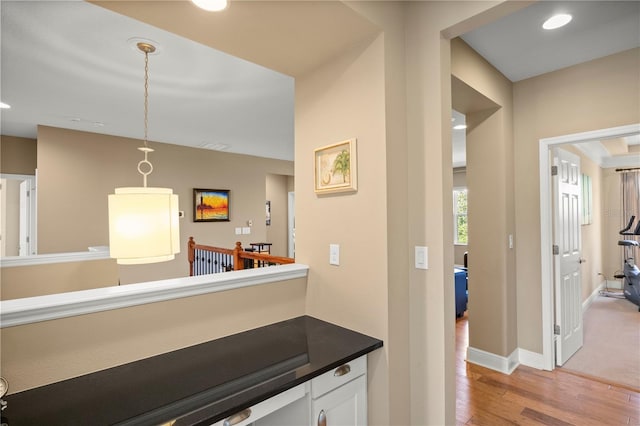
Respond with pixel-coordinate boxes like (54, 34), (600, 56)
(1, 277), (306, 392)
(513, 48), (640, 353)
(1, 179), (21, 256)
(265, 173), (289, 257)
(0, 135), (37, 175)
(398, 2), (523, 424)
(1, 259), (119, 300)
(36, 125), (293, 284)
(450, 37), (518, 358)
(296, 32), (392, 424)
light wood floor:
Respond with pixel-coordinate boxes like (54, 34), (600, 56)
(455, 313), (640, 425)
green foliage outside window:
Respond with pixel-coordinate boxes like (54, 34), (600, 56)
(454, 189), (468, 244)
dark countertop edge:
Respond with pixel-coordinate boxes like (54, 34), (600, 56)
(6, 315), (384, 426)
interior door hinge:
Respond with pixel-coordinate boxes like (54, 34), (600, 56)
(551, 165), (558, 176)
(554, 324), (560, 335)
(553, 245), (559, 255)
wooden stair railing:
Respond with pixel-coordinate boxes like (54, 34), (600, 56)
(188, 237), (294, 276)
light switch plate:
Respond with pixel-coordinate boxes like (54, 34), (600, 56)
(235, 227), (242, 235)
(415, 246), (428, 269)
(329, 244), (340, 266)
(242, 227), (251, 235)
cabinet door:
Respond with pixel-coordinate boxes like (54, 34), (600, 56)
(311, 375), (366, 426)
(210, 383), (306, 426)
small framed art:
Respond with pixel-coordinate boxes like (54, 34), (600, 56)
(193, 189), (230, 222)
(314, 138), (357, 194)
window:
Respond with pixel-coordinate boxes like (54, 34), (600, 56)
(453, 188), (468, 245)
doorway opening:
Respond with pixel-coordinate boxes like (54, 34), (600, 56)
(538, 123), (640, 370)
(0, 173), (36, 257)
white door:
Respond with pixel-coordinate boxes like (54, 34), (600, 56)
(19, 177), (36, 256)
(553, 148), (583, 365)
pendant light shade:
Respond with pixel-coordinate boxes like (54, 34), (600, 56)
(191, 0), (228, 12)
(109, 187), (180, 265)
(108, 41), (180, 265)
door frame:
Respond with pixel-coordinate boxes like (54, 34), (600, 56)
(287, 191), (295, 258)
(1, 173), (37, 256)
(539, 123), (640, 370)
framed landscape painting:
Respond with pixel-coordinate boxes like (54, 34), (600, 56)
(193, 189), (230, 222)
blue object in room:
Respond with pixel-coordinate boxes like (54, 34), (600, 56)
(454, 267), (468, 317)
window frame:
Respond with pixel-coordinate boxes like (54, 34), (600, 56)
(453, 187), (468, 245)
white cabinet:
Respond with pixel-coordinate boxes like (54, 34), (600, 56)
(212, 356), (367, 426)
(211, 383), (307, 426)
(310, 356), (367, 426)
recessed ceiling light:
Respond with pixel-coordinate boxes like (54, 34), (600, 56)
(191, 0), (228, 12)
(453, 124), (467, 130)
(542, 14), (572, 30)
(0, 102), (11, 109)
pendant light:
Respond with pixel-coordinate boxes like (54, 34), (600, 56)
(108, 42), (180, 265)
(191, 0), (228, 12)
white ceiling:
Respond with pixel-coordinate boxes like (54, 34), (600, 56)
(1, 1), (298, 161)
(455, 0), (640, 168)
(2, 1), (639, 166)
(461, 0), (640, 82)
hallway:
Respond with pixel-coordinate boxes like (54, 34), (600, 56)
(455, 314), (640, 425)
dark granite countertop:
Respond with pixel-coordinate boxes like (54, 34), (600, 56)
(3, 316), (383, 426)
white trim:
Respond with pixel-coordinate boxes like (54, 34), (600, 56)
(0, 173), (35, 181)
(601, 152), (640, 169)
(538, 123), (640, 372)
(288, 191), (295, 259)
(582, 283), (604, 313)
(517, 348), (545, 370)
(466, 346), (519, 374)
(0, 263), (309, 328)
(1, 250), (111, 267)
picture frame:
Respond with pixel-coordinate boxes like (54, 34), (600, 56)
(265, 200), (271, 226)
(193, 189), (230, 222)
(314, 138), (357, 194)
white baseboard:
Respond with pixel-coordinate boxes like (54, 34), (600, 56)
(517, 348), (545, 370)
(583, 283), (604, 313)
(467, 346), (519, 374)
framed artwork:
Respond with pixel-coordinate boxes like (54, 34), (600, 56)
(314, 138), (357, 194)
(266, 200), (271, 226)
(193, 189), (230, 222)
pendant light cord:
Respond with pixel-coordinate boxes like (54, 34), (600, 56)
(143, 49), (150, 148)
(136, 42), (156, 188)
